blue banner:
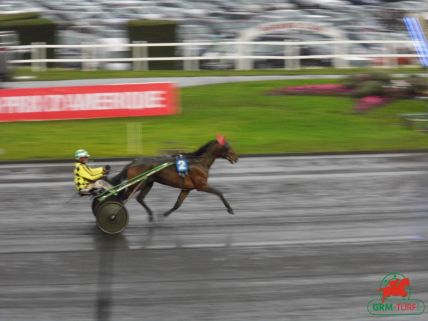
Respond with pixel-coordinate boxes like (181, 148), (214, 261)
(403, 16), (428, 67)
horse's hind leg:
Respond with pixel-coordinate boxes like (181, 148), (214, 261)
(136, 181), (155, 221)
(198, 185), (234, 214)
(163, 189), (190, 217)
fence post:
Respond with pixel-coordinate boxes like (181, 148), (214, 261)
(286, 43), (300, 70)
(192, 43), (199, 71)
(183, 41), (200, 71)
(132, 41), (147, 71)
(141, 42), (148, 70)
(341, 42), (349, 68)
(30, 42), (39, 72)
(333, 42), (345, 69)
(132, 41), (139, 71)
(237, 42), (249, 70)
(183, 42), (193, 71)
(39, 42), (47, 71)
(285, 42), (292, 70)
(30, 43), (37, 72)
(31, 42), (46, 72)
(294, 44), (301, 70)
(82, 43), (95, 71)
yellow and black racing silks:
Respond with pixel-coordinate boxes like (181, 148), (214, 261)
(74, 162), (104, 191)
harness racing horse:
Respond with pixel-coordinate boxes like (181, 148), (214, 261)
(110, 135), (238, 221)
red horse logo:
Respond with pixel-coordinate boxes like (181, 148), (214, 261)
(378, 278), (410, 303)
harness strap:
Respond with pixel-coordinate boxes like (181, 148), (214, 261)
(97, 162), (174, 202)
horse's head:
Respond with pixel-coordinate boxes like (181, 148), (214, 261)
(216, 134), (238, 164)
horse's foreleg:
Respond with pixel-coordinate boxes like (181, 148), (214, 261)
(198, 185), (234, 214)
(163, 189), (190, 217)
(136, 182), (154, 221)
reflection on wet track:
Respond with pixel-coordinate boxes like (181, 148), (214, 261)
(0, 153), (427, 321)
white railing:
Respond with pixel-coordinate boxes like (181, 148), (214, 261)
(8, 40), (421, 71)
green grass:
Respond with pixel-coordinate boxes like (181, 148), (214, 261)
(13, 66), (426, 81)
(0, 78), (427, 161)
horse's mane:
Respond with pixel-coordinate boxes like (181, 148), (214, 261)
(183, 140), (217, 157)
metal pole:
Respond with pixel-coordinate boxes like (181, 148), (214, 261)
(126, 122), (143, 155)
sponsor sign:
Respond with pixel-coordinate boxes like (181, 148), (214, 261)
(367, 272), (425, 316)
(0, 82), (178, 122)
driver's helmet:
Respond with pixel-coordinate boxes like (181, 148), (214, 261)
(74, 149), (90, 160)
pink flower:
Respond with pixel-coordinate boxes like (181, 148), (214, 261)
(273, 84), (352, 95)
(355, 96), (389, 111)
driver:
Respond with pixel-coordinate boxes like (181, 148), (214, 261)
(73, 149), (112, 195)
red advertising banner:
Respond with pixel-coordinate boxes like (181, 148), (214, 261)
(0, 82), (179, 122)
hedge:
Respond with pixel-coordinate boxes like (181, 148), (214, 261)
(0, 12), (40, 22)
(0, 18), (56, 65)
(127, 20), (178, 70)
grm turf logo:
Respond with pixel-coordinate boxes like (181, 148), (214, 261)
(367, 272), (425, 316)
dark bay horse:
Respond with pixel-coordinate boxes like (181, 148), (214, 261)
(110, 135), (238, 221)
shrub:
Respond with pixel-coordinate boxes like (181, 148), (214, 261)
(353, 80), (384, 98)
(406, 75), (428, 95)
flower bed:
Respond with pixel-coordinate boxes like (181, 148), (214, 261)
(269, 84), (352, 96)
(355, 96), (391, 112)
(268, 73), (426, 113)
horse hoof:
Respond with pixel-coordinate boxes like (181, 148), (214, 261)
(228, 209), (234, 215)
(148, 215), (154, 222)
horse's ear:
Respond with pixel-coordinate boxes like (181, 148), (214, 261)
(216, 134), (226, 146)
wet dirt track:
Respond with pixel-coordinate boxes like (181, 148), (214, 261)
(0, 154), (427, 321)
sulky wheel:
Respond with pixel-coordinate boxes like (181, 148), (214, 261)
(91, 198), (101, 215)
(92, 195), (119, 216)
(95, 201), (129, 235)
